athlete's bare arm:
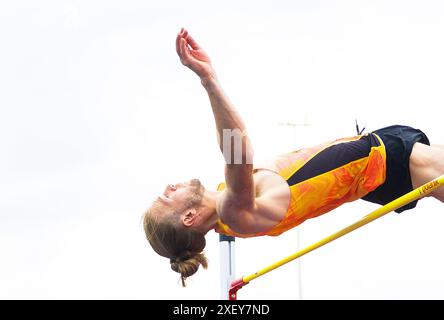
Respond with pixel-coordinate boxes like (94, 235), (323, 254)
(176, 28), (255, 227)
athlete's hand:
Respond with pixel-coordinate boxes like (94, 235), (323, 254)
(176, 28), (216, 82)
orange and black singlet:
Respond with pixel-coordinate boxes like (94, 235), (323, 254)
(215, 133), (386, 238)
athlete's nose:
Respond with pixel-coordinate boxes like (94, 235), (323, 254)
(163, 184), (176, 196)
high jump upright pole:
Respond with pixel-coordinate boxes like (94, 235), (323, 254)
(219, 234), (235, 299)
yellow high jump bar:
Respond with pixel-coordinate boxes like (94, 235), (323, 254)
(229, 174), (444, 300)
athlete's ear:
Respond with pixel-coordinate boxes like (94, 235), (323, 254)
(182, 208), (198, 227)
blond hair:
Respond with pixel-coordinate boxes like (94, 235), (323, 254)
(143, 203), (208, 287)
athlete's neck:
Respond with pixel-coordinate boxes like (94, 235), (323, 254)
(194, 190), (222, 234)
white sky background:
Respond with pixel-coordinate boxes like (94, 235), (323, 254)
(1, 0), (444, 299)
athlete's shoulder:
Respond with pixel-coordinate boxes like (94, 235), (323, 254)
(216, 169), (290, 235)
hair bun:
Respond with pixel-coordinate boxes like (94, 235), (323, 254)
(170, 252), (208, 287)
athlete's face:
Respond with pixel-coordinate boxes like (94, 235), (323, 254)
(154, 179), (205, 217)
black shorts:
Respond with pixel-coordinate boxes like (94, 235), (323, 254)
(361, 125), (430, 213)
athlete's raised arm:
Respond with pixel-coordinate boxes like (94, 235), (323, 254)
(176, 28), (255, 225)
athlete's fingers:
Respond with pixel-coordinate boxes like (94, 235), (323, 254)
(185, 34), (200, 50)
(177, 27), (186, 54)
(180, 38), (191, 64)
(176, 32), (182, 56)
(178, 36), (185, 58)
(181, 38), (190, 56)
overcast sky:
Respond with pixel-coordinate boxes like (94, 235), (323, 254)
(1, 0), (444, 299)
